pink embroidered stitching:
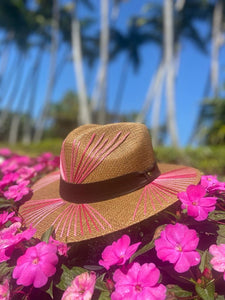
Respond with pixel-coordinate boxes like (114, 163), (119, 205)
(133, 168), (197, 220)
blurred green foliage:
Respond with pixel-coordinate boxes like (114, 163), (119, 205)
(156, 146), (225, 180)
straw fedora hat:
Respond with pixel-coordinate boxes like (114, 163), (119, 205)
(19, 122), (201, 243)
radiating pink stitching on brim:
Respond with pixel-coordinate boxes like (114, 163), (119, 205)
(85, 204), (112, 229)
(52, 205), (73, 234)
(133, 168), (197, 219)
(82, 205), (100, 232)
(67, 205), (77, 237)
(23, 200), (64, 226)
(79, 205), (83, 235)
(82, 204), (92, 234)
(32, 172), (60, 192)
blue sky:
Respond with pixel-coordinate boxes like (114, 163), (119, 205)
(1, 1), (224, 147)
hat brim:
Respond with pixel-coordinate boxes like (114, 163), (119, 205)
(19, 164), (201, 243)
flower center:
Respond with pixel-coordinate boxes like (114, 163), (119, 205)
(175, 245), (182, 251)
(79, 288), (85, 295)
(135, 284), (142, 292)
(32, 257), (39, 264)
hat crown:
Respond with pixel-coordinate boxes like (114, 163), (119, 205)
(60, 123), (156, 184)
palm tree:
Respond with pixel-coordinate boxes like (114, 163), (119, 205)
(110, 21), (159, 119)
(211, 0), (224, 97)
(33, 0), (60, 142)
(96, 0), (110, 124)
(70, 1), (92, 126)
(135, 0), (214, 146)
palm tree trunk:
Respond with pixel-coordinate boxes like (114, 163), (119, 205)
(164, 0), (179, 147)
(71, 11), (91, 125)
(91, 0), (109, 124)
(33, 0), (59, 142)
(98, 0), (109, 124)
(0, 51), (20, 105)
(151, 63), (166, 146)
(112, 54), (129, 120)
(211, 0), (223, 97)
(0, 43), (10, 87)
(0, 54), (24, 129)
(22, 49), (43, 144)
(136, 60), (165, 123)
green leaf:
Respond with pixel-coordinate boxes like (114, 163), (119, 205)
(215, 295), (225, 300)
(56, 265), (87, 291)
(199, 250), (211, 273)
(46, 281), (54, 299)
(130, 239), (155, 263)
(0, 262), (14, 279)
(217, 224), (225, 244)
(195, 280), (215, 300)
(167, 285), (192, 297)
(0, 198), (14, 209)
(209, 210), (225, 221)
(41, 226), (54, 242)
(95, 279), (108, 292)
(98, 291), (111, 300)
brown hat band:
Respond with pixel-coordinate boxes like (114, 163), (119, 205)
(59, 162), (161, 204)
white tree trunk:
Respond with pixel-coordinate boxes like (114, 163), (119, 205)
(33, 0), (59, 142)
(91, 0), (109, 124)
(22, 48), (43, 144)
(151, 63), (166, 146)
(8, 114), (20, 145)
(71, 17), (91, 125)
(211, 0), (224, 97)
(136, 60), (165, 124)
(0, 55), (24, 129)
(0, 44), (10, 87)
(164, 0), (179, 147)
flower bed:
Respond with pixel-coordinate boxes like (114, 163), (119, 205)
(0, 148), (225, 299)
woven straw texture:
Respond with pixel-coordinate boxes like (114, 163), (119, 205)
(19, 123), (201, 243)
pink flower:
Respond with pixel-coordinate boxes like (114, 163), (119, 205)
(201, 175), (225, 193)
(49, 236), (70, 256)
(37, 152), (55, 163)
(0, 173), (19, 190)
(111, 262), (166, 300)
(33, 163), (45, 172)
(4, 180), (30, 202)
(16, 167), (36, 183)
(13, 242), (58, 288)
(0, 148), (12, 157)
(178, 184), (217, 221)
(209, 244), (225, 280)
(0, 156), (31, 174)
(0, 278), (10, 300)
(36, 153), (59, 171)
(0, 222), (36, 262)
(61, 271), (96, 300)
(99, 235), (141, 270)
(155, 223), (201, 273)
(0, 211), (21, 227)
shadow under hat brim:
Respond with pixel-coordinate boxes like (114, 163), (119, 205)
(19, 163), (201, 243)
